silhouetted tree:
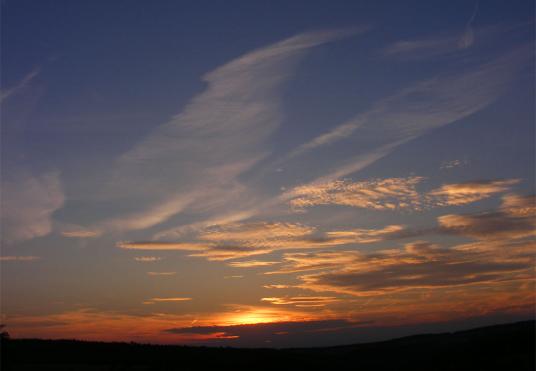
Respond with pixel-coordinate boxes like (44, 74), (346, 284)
(0, 324), (10, 340)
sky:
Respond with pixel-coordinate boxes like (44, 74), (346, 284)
(1, 0), (535, 347)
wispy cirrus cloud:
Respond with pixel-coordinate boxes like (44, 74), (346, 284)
(147, 271), (176, 276)
(227, 260), (280, 268)
(188, 246), (276, 261)
(0, 256), (41, 261)
(94, 28), (364, 235)
(458, 1), (479, 49)
(117, 241), (210, 251)
(325, 225), (406, 244)
(1, 171), (64, 243)
(383, 4), (480, 61)
(280, 44), (530, 184)
(149, 297), (191, 302)
(264, 284), (291, 289)
(0, 67), (40, 102)
(440, 159), (467, 170)
(266, 251), (363, 275)
(61, 229), (102, 238)
(134, 256), (162, 262)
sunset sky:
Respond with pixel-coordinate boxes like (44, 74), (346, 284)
(1, 0), (534, 347)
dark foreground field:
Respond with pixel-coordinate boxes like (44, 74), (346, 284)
(1, 320), (534, 371)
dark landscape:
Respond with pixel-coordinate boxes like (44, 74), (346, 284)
(1, 320), (534, 370)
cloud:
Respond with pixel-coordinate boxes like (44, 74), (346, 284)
(382, 37), (459, 59)
(134, 256), (162, 262)
(96, 29), (363, 233)
(427, 179), (520, 206)
(121, 221), (398, 262)
(149, 297), (191, 302)
(153, 210), (258, 240)
(0, 67), (40, 102)
(227, 260), (280, 268)
(199, 222), (315, 247)
(289, 177), (424, 211)
(188, 245), (275, 261)
(458, 1), (479, 49)
(61, 229), (102, 238)
(116, 241), (210, 251)
(438, 194), (536, 240)
(102, 191), (201, 231)
(289, 177), (519, 211)
(1, 171), (64, 243)
(496, 194), (536, 217)
(120, 221), (437, 264)
(264, 284), (291, 289)
(267, 251), (364, 275)
(296, 238), (534, 297)
(164, 319), (352, 336)
(261, 296), (339, 307)
(0, 256), (40, 261)
(440, 159), (467, 170)
(118, 190), (528, 264)
(147, 272), (176, 276)
(383, 5), (479, 61)
(106, 33), (528, 257)
(283, 44), (530, 183)
(325, 225), (406, 243)
(267, 193), (535, 295)
(190, 222), (410, 261)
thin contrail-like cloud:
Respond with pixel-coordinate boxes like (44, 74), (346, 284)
(459, 1), (479, 49)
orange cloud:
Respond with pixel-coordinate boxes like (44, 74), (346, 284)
(0, 256), (40, 261)
(438, 194), (536, 240)
(261, 296), (339, 307)
(326, 224), (405, 243)
(124, 221), (397, 262)
(227, 260), (280, 268)
(264, 284), (291, 289)
(428, 179), (520, 206)
(134, 256), (162, 262)
(199, 222), (315, 243)
(296, 238), (534, 297)
(61, 229), (102, 238)
(117, 241), (210, 251)
(188, 246), (274, 261)
(289, 177), (520, 212)
(266, 251), (362, 275)
(289, 177), (425, 211)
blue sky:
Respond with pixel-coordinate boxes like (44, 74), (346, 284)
(1, 0), (534, 346)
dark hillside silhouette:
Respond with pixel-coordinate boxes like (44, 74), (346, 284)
(1, 320), (534, 370)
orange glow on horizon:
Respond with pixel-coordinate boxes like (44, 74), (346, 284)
(215, 306), (314, 326)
